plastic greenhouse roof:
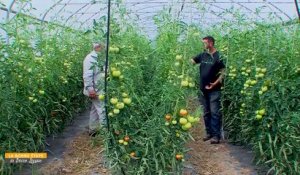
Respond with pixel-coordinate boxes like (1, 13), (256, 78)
(0, 0), (299, 35)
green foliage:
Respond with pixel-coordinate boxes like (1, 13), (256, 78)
(0, 3), (299, 175)
(221, 24), (300, 174)
(103, 18), (200, 174)
(0, 16), (91, 174)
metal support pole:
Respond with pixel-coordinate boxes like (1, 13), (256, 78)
(295, 0), (300, 22)
(104, 0), (112, 142)
(103, 1), (125, 174)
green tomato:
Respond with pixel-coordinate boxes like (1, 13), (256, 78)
(179, 118), (188, 125)
(172, 120), (177, 125)
(256, 114), (263, 120)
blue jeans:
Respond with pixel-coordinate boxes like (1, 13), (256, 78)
(199, 90), (222, 139)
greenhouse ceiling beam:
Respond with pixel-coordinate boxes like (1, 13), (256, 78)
(128, 0), (293, 21)
(5, 0), (15, 22)
(82, 10), (137, 30)
(7, 1), (35, 23)
(57, 3), (92, 5)
(136, 12), (215, 22)
(202, 0), (287, 22)
(70, 6), (107, 29)
(264, 0), (292, 20)
(72, 4), (94, 23)
(72, 12), (100, 14)
(133, 10), (288, 25)
(5, 0), (16, 44)
(79, 11), (101, 28)
(132, 4), (169, 12)
(45, 1), (103, 27)
(76, 2), (110, 28)
(206, 2), (249, 22)
(40, 0), (295, 25)
(133, 11), (284, 15)
(124, 1), (294, 4)
(230, 0), (264, 20)
(137, 15), (215, 28)
(57, 2), (101, 5)
(42, 0), (73, 23)
(136, 12), (289, 30)
(42, 0), (64, 22)
(0, 7), (71, 29)
(188, 3), (229, 22)
(64, 3), (90, 25)
(38, 0), (296, 29)
(1, 6), (43, 23)
(51, 0), (73, 23)
(131, 1), (229, 15)
(174, 1), (236, 23)
(131, 4), (228, 21)
(138, 16), (215, 24)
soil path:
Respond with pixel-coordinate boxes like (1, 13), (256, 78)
(16, 109), (265, 175)
(184, 122), (266, 175)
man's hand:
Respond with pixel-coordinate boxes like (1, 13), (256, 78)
(89, 89), (97, 99)
(191, 59), (196, 64)
(205, 83), (216, 90)
(205, 69), (226, 90)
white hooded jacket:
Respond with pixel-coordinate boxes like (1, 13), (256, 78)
(83, 50), (105, 96)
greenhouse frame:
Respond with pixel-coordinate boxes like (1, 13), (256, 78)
(0, 0), (300, 175)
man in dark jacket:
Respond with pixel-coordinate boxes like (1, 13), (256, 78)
(191, 36), (226, 144)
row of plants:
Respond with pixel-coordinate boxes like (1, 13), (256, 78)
(0, 3), (299, 174)
(219, 23), (300, 174)
(0, 15), (93, 174)
(101, 16), (202, 174)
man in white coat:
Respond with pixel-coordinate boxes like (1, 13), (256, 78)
(83, 43), (106, 137)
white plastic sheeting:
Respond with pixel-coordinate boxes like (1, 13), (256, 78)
(0, 0), (299, 36)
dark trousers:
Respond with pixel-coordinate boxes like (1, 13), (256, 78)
(199, 90), (222, 139)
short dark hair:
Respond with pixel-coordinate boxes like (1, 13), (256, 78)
(202, 36), (215, 45)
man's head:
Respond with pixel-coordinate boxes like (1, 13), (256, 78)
(202, 36), (215, 50)
(93, 43), (104, 53)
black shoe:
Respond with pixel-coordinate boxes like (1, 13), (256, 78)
(202, 135), (213, 142)
(210, 137), (220, 144)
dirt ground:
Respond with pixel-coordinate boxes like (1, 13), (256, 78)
(185, 122), (261, 175)
(37, 133), (109, 175)
(17, 109), (264, 175)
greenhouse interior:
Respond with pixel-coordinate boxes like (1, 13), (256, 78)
(0, 0), (299, 174)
